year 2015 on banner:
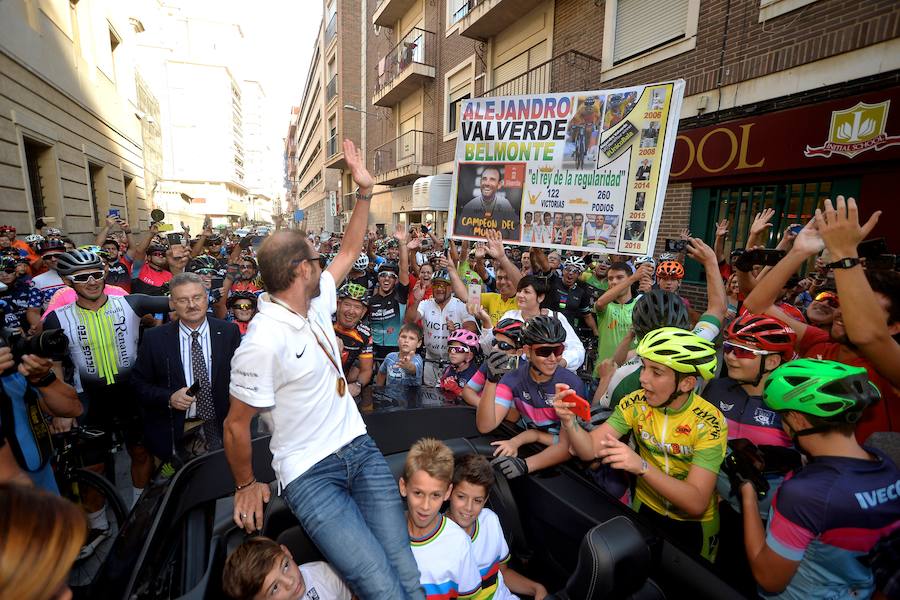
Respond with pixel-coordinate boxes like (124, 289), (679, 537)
(447, 80), (685, 256)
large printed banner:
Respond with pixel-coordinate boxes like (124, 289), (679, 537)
(448, 80), (685, 256)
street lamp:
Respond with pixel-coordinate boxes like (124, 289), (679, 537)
(343, 104), (382, 119)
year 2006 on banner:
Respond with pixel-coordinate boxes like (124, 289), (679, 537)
(447, 80), (685, 256)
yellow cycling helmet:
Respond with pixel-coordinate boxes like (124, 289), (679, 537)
(636, 326), (718, 381)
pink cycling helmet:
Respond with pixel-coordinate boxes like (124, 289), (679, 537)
(448, 329), (480, 349)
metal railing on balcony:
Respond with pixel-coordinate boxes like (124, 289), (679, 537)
(451, 0), (487, 24)
(327, 134), (338, 157)
(324, 13), (337, 46)
(374, 28), (435, 96)
(372, 130), (434, 177)
(479, 50), (602, 98)
(326, 75), (337, 102)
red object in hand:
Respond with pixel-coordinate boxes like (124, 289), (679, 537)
(570, 394), (591, 422)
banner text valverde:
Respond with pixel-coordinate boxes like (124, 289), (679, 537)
(462, 97), (574, 121)
(464, 141), (556, 161)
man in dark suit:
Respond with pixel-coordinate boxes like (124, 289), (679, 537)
(132, 272), (241, 460)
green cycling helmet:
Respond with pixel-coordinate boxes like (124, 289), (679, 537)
(338, 282), (369, 306)
(636, 326), (717, 381)
(763, 358), (880, 423)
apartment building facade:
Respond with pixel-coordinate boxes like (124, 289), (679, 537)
(358, 0), (898, 304)
(285, 0), (366, 234)
(0, 0), (154, 241)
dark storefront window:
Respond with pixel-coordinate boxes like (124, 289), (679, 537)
(686, 177), (860, 281)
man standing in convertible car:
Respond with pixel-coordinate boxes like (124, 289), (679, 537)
(224, 139), (425, 600)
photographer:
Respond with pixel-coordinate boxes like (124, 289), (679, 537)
(0, 332), (81, 492)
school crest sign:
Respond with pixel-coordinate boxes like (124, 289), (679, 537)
(805, 100), (900, 158)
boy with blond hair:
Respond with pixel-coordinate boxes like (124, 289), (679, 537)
(400, 438), (482, 600)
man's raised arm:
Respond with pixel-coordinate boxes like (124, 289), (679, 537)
(327, 139), (374, 285)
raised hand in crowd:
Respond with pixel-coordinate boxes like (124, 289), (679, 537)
(713, 218), (730, 263)
(746, 207), (776, 248)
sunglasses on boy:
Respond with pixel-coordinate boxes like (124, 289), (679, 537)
(722, 341), (771, 360)
(532, 344), (564, 358)
(448, 345), (471, 354)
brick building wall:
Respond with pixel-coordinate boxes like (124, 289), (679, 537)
(553, 0), (899, 96)
(338, 0), (362, 146)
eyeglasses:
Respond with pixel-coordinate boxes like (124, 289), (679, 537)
(448, 345), (471, 354)
(148, 251), (166, 257)
(377, 271), (398, 279)
(533, 344), (564, 357)
(563, 266), (582, 273)
(232, 302), (254, 310)
(42, 253), (63, 260)
(813, 291), (839, 308)
(722, 341), (771, 359)
(67, 271), (105, 284)
(291, 254), (327, 269)
(2, 267), (17, 274)
(492, 340), (518, 351)
(173, 294), (206, 306)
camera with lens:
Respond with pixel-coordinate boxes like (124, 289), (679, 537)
(0, 327), (69, 374)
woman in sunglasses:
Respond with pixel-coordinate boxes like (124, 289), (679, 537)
(804, 290), (838, 328)
(475, 316), (585, 480)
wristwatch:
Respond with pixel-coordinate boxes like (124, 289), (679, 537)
(32, 370), (57, 387)
(637, 459), (649, 477)
(826, 257), (862, 270)
(356, 189), (372, 201)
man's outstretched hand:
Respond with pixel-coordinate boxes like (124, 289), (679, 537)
(815, 196), (881, 259)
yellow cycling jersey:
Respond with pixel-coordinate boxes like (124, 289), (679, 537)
(607, 389), (727, 522)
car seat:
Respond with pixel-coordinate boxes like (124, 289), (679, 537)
(546, 516), (665, 600)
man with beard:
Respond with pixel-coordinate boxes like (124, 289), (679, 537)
(743, 196), (900, 440)
(224, 139), (425, 599)
(406, 269), (477, 387)
(333, 283), (374, 397)
(100, 237), (132, 292)
(44, 249), (171, 529)
(456, 166), (519, 239)
(555, 256), (597, 337)
(131, 242), (173, 296)
(368, 227), (411, 361)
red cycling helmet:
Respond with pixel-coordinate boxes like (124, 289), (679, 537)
(776, 302), (807, 324)
(726, 313), (797, 362)
(656, 260), (685, 279)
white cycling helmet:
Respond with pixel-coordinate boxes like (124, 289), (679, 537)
(24, 234), (45, 245)
(658, 252), (678, 262)
(634, 256), (656, 267)
(562, 256), (586, 272)
(353, 253), (369, 272)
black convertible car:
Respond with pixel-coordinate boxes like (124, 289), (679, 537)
(84, 390), (745, 599)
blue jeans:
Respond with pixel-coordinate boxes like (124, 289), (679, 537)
(282, 434), (424, 600)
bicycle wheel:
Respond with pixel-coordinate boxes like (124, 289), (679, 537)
(60, 468), (129, 588)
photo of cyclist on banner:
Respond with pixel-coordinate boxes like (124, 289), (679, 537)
(564, 95), (603, 169)
(453, 163), (524, 241)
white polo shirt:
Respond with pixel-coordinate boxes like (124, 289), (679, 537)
(229, 271), (366, 487)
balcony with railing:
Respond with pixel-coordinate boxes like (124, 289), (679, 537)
(457, 0), (545, 40)
(327, 134), (339, 158)
(373, 0), (418, 27)
(372, 130), (435, 186)
(324, 12), (337, 46)
(373, 28), (435, 107)
(478, 51), (602, 98)
(326, 74), (337, 103)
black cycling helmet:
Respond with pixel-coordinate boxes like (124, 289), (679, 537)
(226, 291), (259, 309)
(632, 289), (691, 339)
(147, 241), (168, 254)
(521, 315), (566, 346)
(55, 249), (103, 276)
(494, 318), (525, 347)
(35, 239), (66, 254)
(188, 255), (219, 274)
(378, 261), (400, 275)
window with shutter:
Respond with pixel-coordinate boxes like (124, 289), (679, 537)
(613, 0), (689, 63)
